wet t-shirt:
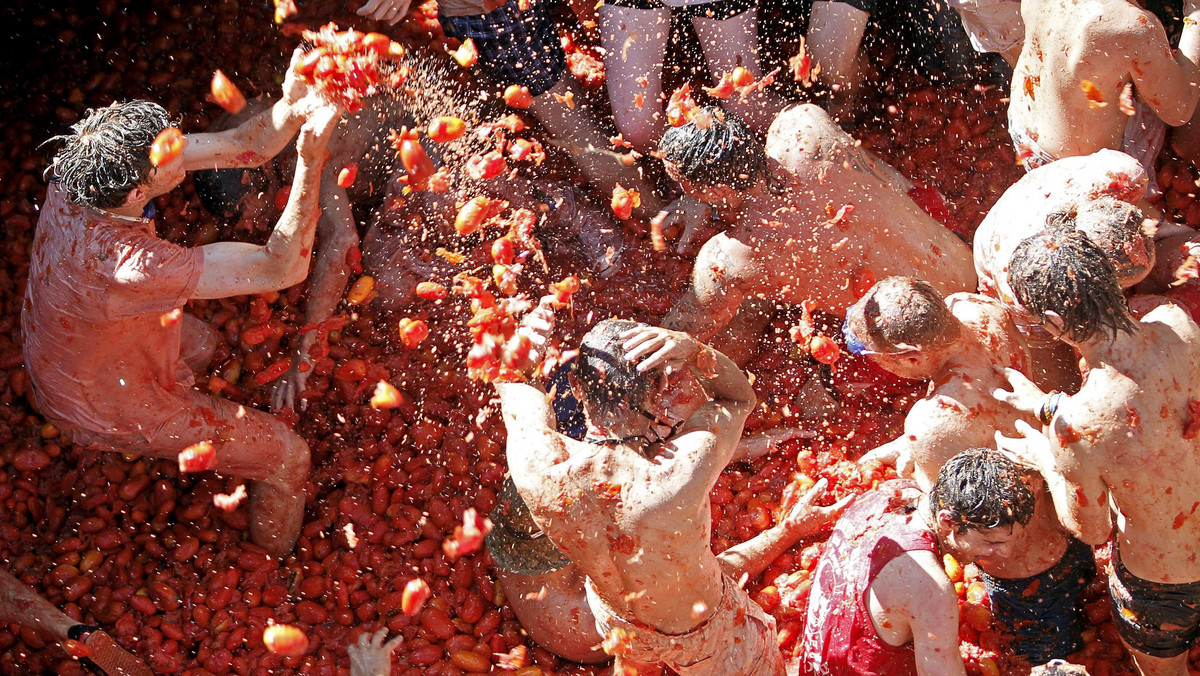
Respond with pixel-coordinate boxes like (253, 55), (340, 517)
(21, 183), (203, 436)
(800, 482), (936, 676)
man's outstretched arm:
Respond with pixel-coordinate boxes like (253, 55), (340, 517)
(184, 49), (324, 171)
(717, 478), (852, 580)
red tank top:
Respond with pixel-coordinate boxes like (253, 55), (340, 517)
(799, 481), (938, 676)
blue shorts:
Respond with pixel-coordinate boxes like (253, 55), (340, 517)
(439, 0), (566, 97)
(981, 538), (1096, 664)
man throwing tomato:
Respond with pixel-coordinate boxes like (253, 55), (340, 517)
(22, 55), (340, 557)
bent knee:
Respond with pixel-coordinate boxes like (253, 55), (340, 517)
(270, 433), (311, 486)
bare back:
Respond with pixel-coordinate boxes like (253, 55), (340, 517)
(735, 105), (975, 315)
(1062, 302), (1200, 582)
(1012, 0), (1193, 159)
(522, 435), (727, 634)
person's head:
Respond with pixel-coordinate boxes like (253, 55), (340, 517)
(48, 100), (182, 210)
(192, 166), (280, 231)
(1069, 197), (1156, 287)
(571, 319), (668, 429)
(1030, 660), (1091, 675)
(929, 448), (1036, 565)
(842, 277), (961, 379)
(658, 106), (768, 207)
(1009, 224), (1136, 344)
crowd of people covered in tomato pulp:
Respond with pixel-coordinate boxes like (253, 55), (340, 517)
(7, 0), (1200, 673)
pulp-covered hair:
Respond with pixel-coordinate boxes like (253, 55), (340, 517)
(931, 448), (1035, 532)
(1009, 225), (1135, 342)
(574, 319), (656, 416)
(1072, 196), (1153, 284)
(658, 106), (768, 190)
(47, 100), (171, 209)
(850, 276), (960, 351)
(193, 167), (269, 220)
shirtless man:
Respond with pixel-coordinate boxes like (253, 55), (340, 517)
(659, 104), (976, 365)
(802, 448), (1037, 675)
(496, 318), (848, 675)
(848, 277), (1095, 664)
(973, 150), (1160, 390)
(22, 64), (339, 557)
(1008, 0), (1199, 190)
(995, 225), (1200, 676)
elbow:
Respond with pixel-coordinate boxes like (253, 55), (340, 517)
(1166, 90), (1199, 127)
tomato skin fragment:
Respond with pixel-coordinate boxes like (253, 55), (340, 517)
(503, 84), (534, 109)
(263, 624), (309, 657)
(336, 163), (358, 188)
(428, 116), (466, 143)
(178, 440), (217, 473)
(211, 70), (247, 114)
(401, 578), (432, 615)
(149, 127), (185, 167)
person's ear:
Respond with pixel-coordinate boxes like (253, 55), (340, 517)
(124, 185), (148, 207)
(1042, 310), (1067, 337)
(936, 509), (957, 533)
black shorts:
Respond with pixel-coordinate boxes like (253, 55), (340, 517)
(605, 0), (759, 21)
(1109, 550), (1200, 658)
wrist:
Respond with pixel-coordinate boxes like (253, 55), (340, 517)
(1038, 391), (1063, 425)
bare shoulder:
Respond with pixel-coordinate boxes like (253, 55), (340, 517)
(873, 548), (953, 607)
(1099, 3), (1169, 44)
(765, 103), (850, 164)
(1142, 299), (1200, 337)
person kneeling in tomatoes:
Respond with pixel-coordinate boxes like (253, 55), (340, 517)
(22, 57), (341, 558)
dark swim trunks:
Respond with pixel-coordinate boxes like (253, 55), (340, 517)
(1109, 550), (1200, 658)
(605, 0), (756, 21)
(486, 478), (573, 576)
(439, 0), (566, 96)
(980, 538), (1096, 664)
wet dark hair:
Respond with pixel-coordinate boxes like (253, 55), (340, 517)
(1009, 225), (1136, 342)
(574, 319), (657, 416)
(658, 106), (768, 190)
(931, 448), (1035, 533)
(193, 167), (268, 220)
(46, 100), (170, 209)
(849, 276), (959, 351)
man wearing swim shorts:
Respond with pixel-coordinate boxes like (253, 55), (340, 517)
(847, 277), (1094, 664)
(996, 225), (1200, 676)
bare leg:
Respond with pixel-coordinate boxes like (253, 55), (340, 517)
(1122, 638), (1190, 676)
(127, 395), (311, 557)
(0, 569), (74, 642)
(600, 3), (671, 153)
(690, 10), (789, 133)
(496, 565), (608, 664)
(529, 77), (665, 216)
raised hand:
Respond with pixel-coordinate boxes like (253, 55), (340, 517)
(780, 478), (854, 535)
(620, 326), (700, 373)
(992, 366), (1049, 416)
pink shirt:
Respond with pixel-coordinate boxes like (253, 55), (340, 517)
(21, 184), (203, 436)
